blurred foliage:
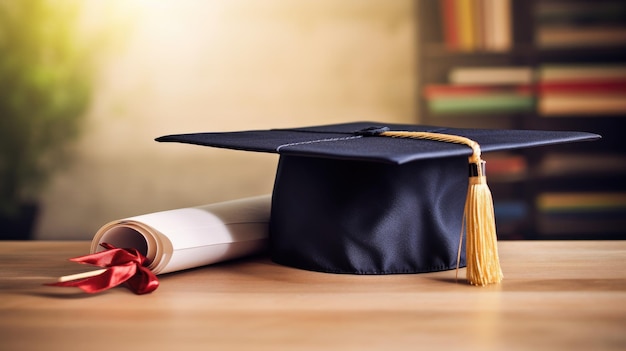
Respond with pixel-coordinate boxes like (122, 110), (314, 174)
(0, 0), (117, 216)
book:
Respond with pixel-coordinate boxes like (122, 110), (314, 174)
(538, 94), (626, 116)
(424, 84), (533, 97)
(536, 26), (626, 48)
(535, 1), (626, 27)
(536, 215), (626, 236)
(89, 195), (271, 274)
(456, 0), (476, 51)
(536, 192), (626, 236)
(538, 152), (626, 177)
(438, 0), (511, 52)
(427, 94), (535, 114)
(483, 153), (527, 178)
(537, 192), (626, 213)
(449, 66), (534, 85)
(424, 67), (535, 115)
(472, 0), (485, 50)
(484, 0), (512, 51)
(538, 79), (626, 94)
(537, 64), (626, 116)
(440, 0), (459, 51)
(538, 64), (626, 82)
(535, 1), (626, 49)
(494, 200), (527, 223)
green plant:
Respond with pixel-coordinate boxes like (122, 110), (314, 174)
(0, 0), (95, 216)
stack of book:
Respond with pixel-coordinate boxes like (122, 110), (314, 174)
(538, 152), (626, 177)
(537, 64), (626, 116)
(439, 0), (512, 52)
(534, 1), (626, 49)
(536, 192), (626, 236)
(485, 152), (529, 239)
(535, 152), (626, 237)
(423, 66), (535, 115)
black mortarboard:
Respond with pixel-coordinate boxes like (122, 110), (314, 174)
(156, 121), (599, 286)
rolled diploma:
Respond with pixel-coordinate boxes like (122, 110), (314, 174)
(90, 195), (271, 274)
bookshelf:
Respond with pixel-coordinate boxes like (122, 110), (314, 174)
(416, 0), (626, 240)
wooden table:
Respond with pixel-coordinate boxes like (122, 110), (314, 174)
(1, 241), (625, 351)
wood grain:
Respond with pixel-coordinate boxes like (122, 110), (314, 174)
(1, 240), (625, 351)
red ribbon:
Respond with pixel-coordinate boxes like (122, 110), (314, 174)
(46, 243), (159, 294)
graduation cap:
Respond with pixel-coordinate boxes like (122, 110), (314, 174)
(156, 121), (599, 286)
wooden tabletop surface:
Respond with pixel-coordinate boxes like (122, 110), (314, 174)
(1, 240), (625, 351)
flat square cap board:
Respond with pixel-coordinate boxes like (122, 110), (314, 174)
(156, 121), (598, 164)
(156, 121), (599, 284)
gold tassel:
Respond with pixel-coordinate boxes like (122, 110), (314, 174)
(379, 130), (503, 286)
(464, 160), (503, 286)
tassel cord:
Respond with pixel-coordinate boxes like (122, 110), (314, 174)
(380, 131), (483, 164)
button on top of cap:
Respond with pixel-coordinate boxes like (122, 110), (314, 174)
(354, 126), (390, 136)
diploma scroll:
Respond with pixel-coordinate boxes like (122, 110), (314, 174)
(90, 195), (271, 274)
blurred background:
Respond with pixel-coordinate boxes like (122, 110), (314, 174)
(1, 0), (416, 240)
(1, 0), (625, 240)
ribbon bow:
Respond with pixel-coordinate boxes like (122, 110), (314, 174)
(46, 243), (159, 294)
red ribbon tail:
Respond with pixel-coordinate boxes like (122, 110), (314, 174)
(46, 264), (137, 294)
(46, 243), (159, 294)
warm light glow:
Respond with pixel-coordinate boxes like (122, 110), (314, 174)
(32, 0), (417, 239)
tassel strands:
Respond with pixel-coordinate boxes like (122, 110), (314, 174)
(465, 162), (503, 286)
(379, 130), (503, 286)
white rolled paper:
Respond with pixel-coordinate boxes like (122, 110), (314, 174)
(90, 195), (271, 274)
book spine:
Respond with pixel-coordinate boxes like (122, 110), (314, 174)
(538, 64), (626, 116)
(438, 0), (511, 52)
(441, 0), (459, 51)
(473, 0), (485, 51)
(537, 192), (626, 213)
(489, 0), (512, 51)
(424, 84), (533, 98)
(456, 0), (476, 51)
(538, 80), (626, 94)
(535, 2), (626, 26)
(428, 94), (534, 114)
(536, 192), (626, 236)
(538, 95), (626, 116)
(534, 1), (626, 48)
(539, 65), (626, 81)
(536, 27), (626, 48)
(449, 66), (534, 85)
